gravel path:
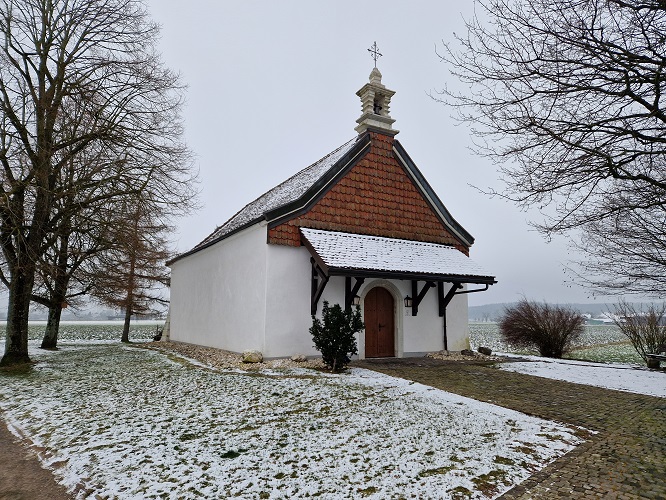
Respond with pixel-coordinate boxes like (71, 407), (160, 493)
(0, 418), (71, 499)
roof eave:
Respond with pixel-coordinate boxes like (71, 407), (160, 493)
(299, 228), (495, 284)
(326, 265), (496, 284)
(167, 217), (265, 266)
(392, 140), (475, 247)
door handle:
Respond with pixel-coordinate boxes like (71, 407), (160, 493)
(378, 323), (384, 331)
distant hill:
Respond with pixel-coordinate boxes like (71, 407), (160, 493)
(469, 302), (655, 321)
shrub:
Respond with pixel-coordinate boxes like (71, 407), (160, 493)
(612, 301), (666, 366)
(310, 301), (363, 373)
(499, 300), (584, 358)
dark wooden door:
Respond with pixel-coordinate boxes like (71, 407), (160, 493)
(364, 287), (395, 358)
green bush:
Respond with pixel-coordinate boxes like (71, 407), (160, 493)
(499, 299), (584, 358)
(310, 301), (363, 373)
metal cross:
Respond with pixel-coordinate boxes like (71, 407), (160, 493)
(367, 41), (382, 68)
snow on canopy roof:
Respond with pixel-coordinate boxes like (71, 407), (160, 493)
(194, 137), (360, 250)
(301, 228), (495, 281)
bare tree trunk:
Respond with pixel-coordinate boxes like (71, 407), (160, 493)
(41, 305), (63, 349)
(121, 304), (132, 343)
(2, 273), (34, 366)
(40, 233), (71, 350)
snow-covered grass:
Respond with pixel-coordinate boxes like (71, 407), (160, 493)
(0, 343), (584, 499)
(499, 355), (666, 398)
(0, 322), (157, 343)
(470, 323), (644, 365)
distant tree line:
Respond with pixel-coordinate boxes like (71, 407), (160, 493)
(0, 0), (197, 365)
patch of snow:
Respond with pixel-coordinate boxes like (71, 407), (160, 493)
(301, 227), (494, 279)
(499, 355), (666, 398)
(0, 344), (583, 499)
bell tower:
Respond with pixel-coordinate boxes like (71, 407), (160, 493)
(355, 44), (398, 136)
(355, 67), (398, 136)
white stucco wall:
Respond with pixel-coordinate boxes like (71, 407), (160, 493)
(263, 244), (320, 358)
(169, 223), (268, 352)
(170, 224), (471, 358)
(445, 284), (471, 351)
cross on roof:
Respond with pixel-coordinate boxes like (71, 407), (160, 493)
(367, 41), (382, 68)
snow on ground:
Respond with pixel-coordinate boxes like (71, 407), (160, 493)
(499, 354), (666, 398)
(0, 343), (584, 499)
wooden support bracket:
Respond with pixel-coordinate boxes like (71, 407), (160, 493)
(311, 258), (329, 315)
(438, 282), (463, 351)
(438, 282), (463, 317)
(344, 276), (365, 312)
(411, 280), (435, 316)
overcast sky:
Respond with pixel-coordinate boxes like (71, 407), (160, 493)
(145, 1), (613, 306)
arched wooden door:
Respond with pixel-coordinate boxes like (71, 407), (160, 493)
(364, 287), (395, 358)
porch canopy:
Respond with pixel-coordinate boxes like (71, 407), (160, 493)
(300, 228), (496, 316)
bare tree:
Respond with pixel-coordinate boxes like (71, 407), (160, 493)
(0, 0), (194, 365)
(32, 127), (194, 350)
(438, 0), (666, 295)
(32, 177), (117, 349)
(88, 196), (172, 343)
(569, 204), (666, 295)
(612, 301), (666, 366)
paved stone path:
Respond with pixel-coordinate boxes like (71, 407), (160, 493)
(354, 357), (666, 499)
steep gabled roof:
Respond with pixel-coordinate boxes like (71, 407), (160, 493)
(392, 141), (474, 247)
(170, 132), (475, 265)
(169, 136), (366, 264)
(195, 136), (361, 249)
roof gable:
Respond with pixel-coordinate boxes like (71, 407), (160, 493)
(172, 131), (474, 264)
(392, 140), (474, 246)
(268, 132), (473, 252)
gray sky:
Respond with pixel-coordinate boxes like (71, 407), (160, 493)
(146, 1), (608, 306)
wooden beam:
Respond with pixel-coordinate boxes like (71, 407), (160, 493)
(443, 308), (448, 351)
(344, 277), (365, 312)
(311, 258), (329, 315)
(439, 282), (463, 316)
(411, 280), (435, 316)
(439, 282), (463, 350)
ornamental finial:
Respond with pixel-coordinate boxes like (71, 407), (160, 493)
(367, 41), (382, 68)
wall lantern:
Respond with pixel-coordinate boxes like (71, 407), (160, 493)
(352, 295), (361, 306)
(404, 295), (413, 308)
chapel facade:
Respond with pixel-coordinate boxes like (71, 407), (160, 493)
(167, 67), (495, 359)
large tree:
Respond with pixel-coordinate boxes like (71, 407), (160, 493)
(32, 155), (120, 349)
(439, 0), (666, 295)
(0, 0), (192, 365)
(32, 118), (195, 350)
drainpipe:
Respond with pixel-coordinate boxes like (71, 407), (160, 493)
(443, 311), (448, 351)
(441, 283), (492, 352)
